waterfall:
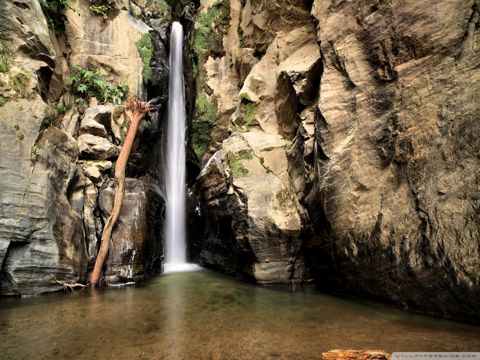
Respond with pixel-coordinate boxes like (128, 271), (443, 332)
(163, 22), (198, 273)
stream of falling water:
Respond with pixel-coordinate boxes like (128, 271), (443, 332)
(164, 22), (198, 273)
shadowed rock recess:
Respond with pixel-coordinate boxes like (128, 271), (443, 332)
(190, 0), (480, 321)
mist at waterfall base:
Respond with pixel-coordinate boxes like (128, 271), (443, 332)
(163, 22), (199, 274)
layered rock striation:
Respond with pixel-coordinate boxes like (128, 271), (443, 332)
(192, 0), (480, 320)
(306, 0), (480, 321)
(0, 0), (170, 294)
(191, 0), (320, 284)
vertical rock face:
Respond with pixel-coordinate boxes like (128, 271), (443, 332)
(193, 0), (480, 319)
(65, 0), (151, 97)
(0, 1), (87, 295)
(0, 0), (170, 294)
(306, 0), (480, 321)
(99, 179), (164, 285)
(192, 0), (320, 284)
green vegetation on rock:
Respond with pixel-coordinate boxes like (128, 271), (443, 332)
(194, 1), (230, 56)
(228, 150), (252, 178)
(191, 1), (231, 158)
(39, 0), (77, 34)
(69, 66), (127, 104)
(192, 92), (217, 158)
(89, 4), (111, 16)
(136, 33), (154, 81)
(0, 35), (13, 73)
(235, 100), (257, 132)
(0, 95), (8, 107)
(242, 102), (257, 127)
(88, 0), (117, 16)
(10, 71), (33, 98)
(156, 0), (172, 23)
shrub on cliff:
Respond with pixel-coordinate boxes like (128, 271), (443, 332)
(69, 66), (127, 105)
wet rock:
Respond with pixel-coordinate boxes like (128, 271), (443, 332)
(77, 134), (119, 160)
(322, 350), (391, 360)
(98, 179), (164, 285)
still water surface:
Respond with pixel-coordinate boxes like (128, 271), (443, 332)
(1, 269), (479, 359)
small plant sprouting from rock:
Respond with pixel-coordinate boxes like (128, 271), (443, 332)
(136, 33), (154, 82)
(39, 0), (78, 34)
(88, 0), (115, 17)
(10, 71), (33, 98)
(69, 66), (128, 104)
(228, 150), (253, 178)
(235, 98), (257, 132)
(89, 4), (110, 16)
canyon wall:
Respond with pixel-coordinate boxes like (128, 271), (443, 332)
(0, 0), (170, 294)
(192, 0), (480, 321)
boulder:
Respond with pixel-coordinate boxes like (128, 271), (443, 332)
(98, 179), (164, 285)
(78, 160), (112, 185)
(77, 134), (119, 160)
(197, 132), (306, 284)
(322, 350), (391, 360)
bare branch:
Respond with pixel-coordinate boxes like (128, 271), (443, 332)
(52, 275), (86, 294)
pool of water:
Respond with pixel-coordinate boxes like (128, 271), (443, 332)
(1, 269), (479, 359)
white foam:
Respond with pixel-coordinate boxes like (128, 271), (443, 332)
(163, 263), (201, 274)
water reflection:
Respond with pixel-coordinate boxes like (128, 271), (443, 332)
(0, 269), (479, 359)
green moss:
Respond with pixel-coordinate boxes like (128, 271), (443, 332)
(136, 33), (154, 81)
(10, 71), (32, 98)
(39, 0), (78, 34)
(192, 92), (217, 158)
(194, 0), (230, 56)
(0, 35), (13, 73)
(89, 4), (111, 16)
(0, 95), (8, 107)
(157, 0), (172, 23)
(228, 150), (252, 178)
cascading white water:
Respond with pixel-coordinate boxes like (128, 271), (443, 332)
(163, 22), (198, 273)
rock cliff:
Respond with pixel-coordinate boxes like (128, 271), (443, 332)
(191, 0), (480, 321)
(0, 0), (170, 294)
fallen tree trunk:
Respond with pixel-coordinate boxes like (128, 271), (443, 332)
(90, 97), (155, 287)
